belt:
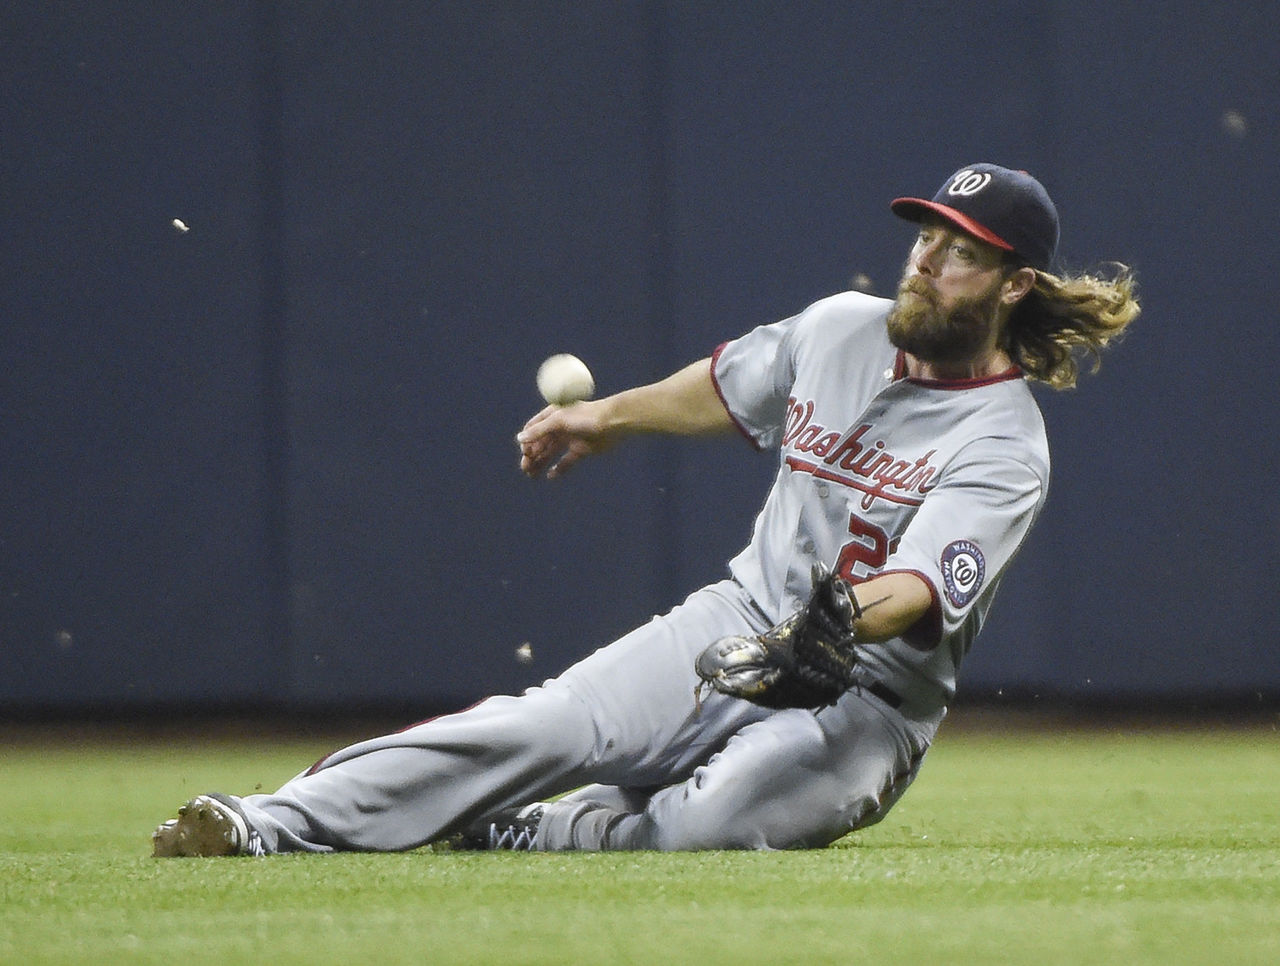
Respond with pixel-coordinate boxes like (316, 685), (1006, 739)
(865, 681), (902, 709)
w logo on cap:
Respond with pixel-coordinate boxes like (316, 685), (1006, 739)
(947, 170), (992, 196)
(890, 163), (1059, 271)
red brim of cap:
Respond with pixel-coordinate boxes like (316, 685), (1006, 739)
(890, 197), (1015, 253)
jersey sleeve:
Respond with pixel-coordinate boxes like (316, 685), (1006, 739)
(711, 313), (803, 451)
(882, 437), (1048, 648)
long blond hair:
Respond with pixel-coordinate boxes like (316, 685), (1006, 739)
(1003, 264), (1140, 390)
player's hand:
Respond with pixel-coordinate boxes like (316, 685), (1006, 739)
(517, 400), (618, 479)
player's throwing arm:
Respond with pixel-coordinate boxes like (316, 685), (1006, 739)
(518, 357), (734, 479)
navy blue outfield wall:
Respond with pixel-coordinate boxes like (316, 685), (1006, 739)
(3, 2), (1278, 713)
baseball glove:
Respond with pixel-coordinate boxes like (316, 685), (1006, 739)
(695, 563), (863, 709)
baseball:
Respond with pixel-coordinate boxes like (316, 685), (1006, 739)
(536, 354), (595, 406)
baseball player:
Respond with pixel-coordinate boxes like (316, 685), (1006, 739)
(153, 162), (1139, 857)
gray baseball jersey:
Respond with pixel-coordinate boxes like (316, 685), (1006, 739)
(216, 289), (1050, 854)
(713, 290), (1049, 707)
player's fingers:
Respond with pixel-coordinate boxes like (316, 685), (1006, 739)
(517, 401), (606, 479)
(518, 405), (559, 441)
(519, 439), (555, 478)
(547, 438), (597, 480)
(546, 448), (581, 479)
(517, 430), (549, 461)
(516, 410), (563, 476)
(521, 448), (563, 480)
(521, 433), (577, 479)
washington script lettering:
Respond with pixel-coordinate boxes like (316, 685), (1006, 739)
(781, 399), (939, 510)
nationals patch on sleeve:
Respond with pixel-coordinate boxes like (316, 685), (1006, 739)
(940, 540), (985, 608)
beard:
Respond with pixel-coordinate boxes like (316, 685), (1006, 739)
(885, 276), (1003, 365)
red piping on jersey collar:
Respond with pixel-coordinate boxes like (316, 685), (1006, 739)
(894, 349), (1023, 390)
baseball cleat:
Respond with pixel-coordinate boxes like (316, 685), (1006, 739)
(151, 793), (266, 857)
(439, 803), (545, 851)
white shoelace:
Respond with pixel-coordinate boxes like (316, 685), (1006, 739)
(488, 822), (536, 850)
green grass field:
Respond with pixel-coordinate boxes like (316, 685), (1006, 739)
(2, 712), (1277, 965)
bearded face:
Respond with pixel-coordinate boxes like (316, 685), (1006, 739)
(885, 273), (1006, 365)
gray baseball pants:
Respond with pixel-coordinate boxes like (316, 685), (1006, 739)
(233, 579), (943, 852)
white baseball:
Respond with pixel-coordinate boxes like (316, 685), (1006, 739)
(536, 354), (595, 406)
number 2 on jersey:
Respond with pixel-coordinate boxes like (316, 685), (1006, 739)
(835, 513), (895, 582)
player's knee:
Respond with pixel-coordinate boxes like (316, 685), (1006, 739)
(651, 764), (854, 851)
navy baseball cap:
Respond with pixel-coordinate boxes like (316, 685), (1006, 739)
(891, 163), (1059, 271)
